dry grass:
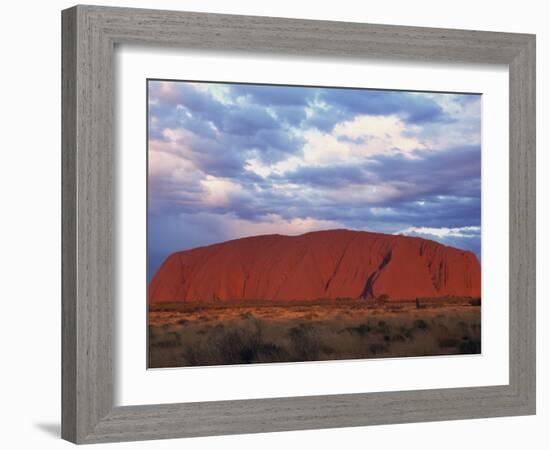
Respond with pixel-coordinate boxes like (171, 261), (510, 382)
(148, 298), (481, 368)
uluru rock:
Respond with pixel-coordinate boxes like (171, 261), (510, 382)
(149, 229), (481, 303)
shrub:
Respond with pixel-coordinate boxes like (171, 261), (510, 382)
(415, 298), (425, 309)
(152, 340), (180, 349)
(256, 343), (287, 361)
(438, 337), (460, 348)
(413, 319), (429, 331)
(458, 338), (481, 354)
(369, 343), (388, 355)
(288, 325), (321, 360)
(340, 323), (372, 336)
(391, 334), (406, 342)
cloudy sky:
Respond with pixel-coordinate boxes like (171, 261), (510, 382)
(148, 80), (481, 279)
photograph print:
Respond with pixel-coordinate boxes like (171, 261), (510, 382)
(147, 79), (482, 368)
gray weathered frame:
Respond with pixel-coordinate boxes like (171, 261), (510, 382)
(61, 4), (536, 444)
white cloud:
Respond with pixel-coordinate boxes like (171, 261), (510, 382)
(200, 175), (244, 208)
(244, 114), (430, 179)
(148, 138), (204, 185)
(334, 115), (428, 156)
(411, 94), (481, 150)
(323, 183), (404, 205)
(189, 82), (233, 105)
(397, 226), (481, 239)
(224, 213), (343, 238)
(244, 155), (303, 177)
(302, 129), (353, 164)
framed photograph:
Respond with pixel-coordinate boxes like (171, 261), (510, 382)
(62, 5), (536, 444)
(146, 79), (484, 369)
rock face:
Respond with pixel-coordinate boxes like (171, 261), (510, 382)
(149, 229), (481, 303)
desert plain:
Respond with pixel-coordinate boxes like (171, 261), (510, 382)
(148, 296), (481, 368)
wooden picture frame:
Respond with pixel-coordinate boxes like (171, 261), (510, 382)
(62, 5), (536, 443)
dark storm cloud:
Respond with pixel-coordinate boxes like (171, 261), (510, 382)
(365, 145), (481, 198)
(230, 84), (451, 130)
(149, 81), (306, 166)
(277, 145), (480, 200)
(278, 164), (371, 187)
(219, 105), (278, 135)
(234, 144), (482, 243)
(230, 84), (311, 127)
(320, 89), (448, 124)
(304, 89), (451, 132)
(226, 129), (305, 164)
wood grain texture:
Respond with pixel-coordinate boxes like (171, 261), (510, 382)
(61, 7), (77, 443)
(61, 4), (536, 444)
(508, 36), (536, 409)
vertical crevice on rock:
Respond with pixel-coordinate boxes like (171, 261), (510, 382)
(324, 239), (354, 293)
(242, 273), (250, 298)
(360, 250), (392, 299)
